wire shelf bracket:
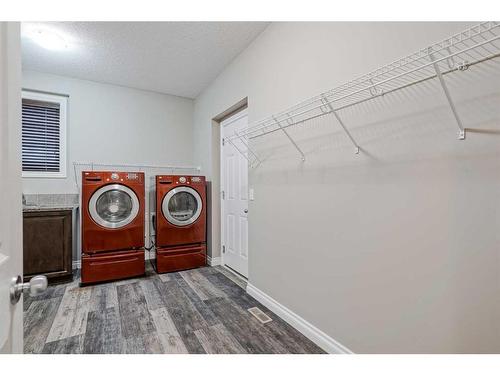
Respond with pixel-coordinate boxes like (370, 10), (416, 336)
(226, 137), (260, 168)
(429, 48), (466, 140)
(272, 116), (306, 162)
(320, 95), (361, 154)
(234, 130), (262, 166)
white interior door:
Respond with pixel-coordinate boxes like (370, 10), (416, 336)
(0, 22), (23, 354)
(221, 109), (249, 278)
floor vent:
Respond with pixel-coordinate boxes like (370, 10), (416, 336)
(248, 307), (272, 324)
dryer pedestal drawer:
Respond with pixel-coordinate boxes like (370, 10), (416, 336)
(156, 244), (206, 273)
(81, 249), (145, 285)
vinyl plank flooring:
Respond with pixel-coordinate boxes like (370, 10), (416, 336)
(45, 286), (92, 343)
(23, 283), (67, 311)
(115, 277), (143, 286)
(150, 308), (188, 354)
(229, 292), (325, 354)
(199, 269), (246, 298)
(153, 278), (208, 332)
(179, 269), (227, 300)
(153, 278), (208, 353)
(116, 282), (156, 339)
(194, 324), (247, 354)
(24, 297), (62, 354)
(125, 332), (164, 354)
(23, 293), (34, 311)
(139, 278), (165, 311)
(171, 273), (220, 326)
(181, 331), (207, 354)
(24, 265), (324, 354)
(205, 297), (288, 354)
(31, 283), (68, 301)
(83, 307), (124, 354)
(213, 266), (247, 290)
(158, 273), (172, 282)
(264, 319), (326, 354)
(88, 284), (118, 312)
(42, 335), (83, 354)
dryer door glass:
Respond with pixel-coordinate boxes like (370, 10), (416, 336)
(162, 187), (202, 227)
(89, 184), (140, 229)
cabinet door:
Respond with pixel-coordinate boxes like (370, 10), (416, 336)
(23, 210), (72, 281)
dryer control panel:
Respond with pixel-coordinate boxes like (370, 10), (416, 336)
(156, 175), (206, 186)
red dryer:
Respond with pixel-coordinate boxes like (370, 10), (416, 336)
(155, 175), (207, 273)
(81, 171), (145, 284)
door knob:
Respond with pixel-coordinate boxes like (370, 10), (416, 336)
(10, 275), (48, 304)
(244, 209), (248, 213)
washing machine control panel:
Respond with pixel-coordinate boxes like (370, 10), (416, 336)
(179, 176), (187, 183)
(127, 173), (139, 180)
(111, 173), (119, 180)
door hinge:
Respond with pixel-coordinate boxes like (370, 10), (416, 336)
(221, 190), (225, 200)
(222, 138), (225, 146)
(222, 245), (226, 254)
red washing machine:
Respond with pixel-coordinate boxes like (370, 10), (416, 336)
(155, 175), (207, 273)
(81, 171), (145, 284)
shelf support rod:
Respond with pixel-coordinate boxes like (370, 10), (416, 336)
(429, 49), (466, 140)
(234, 130), (262, 165)
(321, 95), (360, 154)
(226, 137), (254, 167)
(272, 116), (306, 162)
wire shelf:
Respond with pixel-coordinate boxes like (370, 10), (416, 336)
(225, 22), (500, 163)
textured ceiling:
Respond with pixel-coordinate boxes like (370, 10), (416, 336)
(21, 22), (269, 98)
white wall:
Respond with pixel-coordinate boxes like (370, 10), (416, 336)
(193, 22), (500, 353)
(22, 70), (195, 194)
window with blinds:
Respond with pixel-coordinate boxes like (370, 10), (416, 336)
(21, 91), (67, 178)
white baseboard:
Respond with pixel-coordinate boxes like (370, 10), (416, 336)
(246, 283), (353, 354)
(207, 256), (221, 266)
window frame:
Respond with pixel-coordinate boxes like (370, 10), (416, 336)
(21, 90), (68, 179)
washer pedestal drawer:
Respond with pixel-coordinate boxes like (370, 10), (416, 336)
(156, 244), (206, 274)
(81, 249), (145, 285)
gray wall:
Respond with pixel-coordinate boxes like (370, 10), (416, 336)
(193, 22), (500, 353)
(22, 70), (195, 194)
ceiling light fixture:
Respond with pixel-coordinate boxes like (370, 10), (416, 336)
(22, 24), (71, 51)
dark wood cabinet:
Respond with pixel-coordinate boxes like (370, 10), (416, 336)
(23, 209), (73, 283)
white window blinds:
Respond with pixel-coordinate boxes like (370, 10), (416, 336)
(21, 91), (67, 178)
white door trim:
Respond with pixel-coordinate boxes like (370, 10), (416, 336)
(220, 107), (248, 277)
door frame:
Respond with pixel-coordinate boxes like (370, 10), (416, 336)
(219, 106), (248, 277)
(0, 22), (23, 353)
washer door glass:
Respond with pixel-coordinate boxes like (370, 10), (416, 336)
(162, 187), (202, 227)
(89, 184), (140, 229)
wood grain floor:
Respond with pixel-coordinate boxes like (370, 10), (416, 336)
(23, 264), (325, 354)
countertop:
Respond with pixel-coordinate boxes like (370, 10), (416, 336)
(23, 205), (79, 213)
